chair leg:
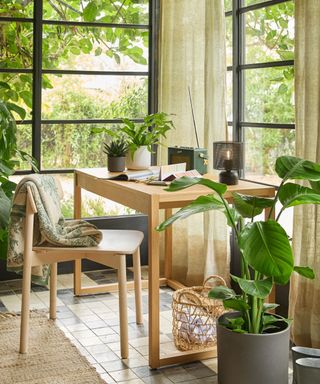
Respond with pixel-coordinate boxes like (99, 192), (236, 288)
(133, 248), (143, 325)
(50, 262), (57, 320)
(118, 256), (129, 359)
(20, 252), (32, 354)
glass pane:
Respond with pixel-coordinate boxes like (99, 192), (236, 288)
(0, 22), (33, 69)
(244, 66), (294, 124)
(42, 25), (148, 71)
(244, 127), (295, 185)
(244, 2), (294, 64)
(0, 73), (33, 120)
(0, 0), (33, 18)
(42, 75), (148, 120)
(16, 124), (32, 171)
(224, 0), (232, 12)
(226, 16), (232, 67)
(41, 123), (121, 170)
(226, 70), (232, 122)
(43, 0), (149, 25)
(244, 0), (268, 6)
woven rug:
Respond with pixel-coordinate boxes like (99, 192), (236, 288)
(0, 312), (105, 384)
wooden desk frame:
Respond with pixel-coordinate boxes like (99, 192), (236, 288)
(73, 169), (275, 368)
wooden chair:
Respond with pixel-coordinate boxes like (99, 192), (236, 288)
(20, 186), (144, 359)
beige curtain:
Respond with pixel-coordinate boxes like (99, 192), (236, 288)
(289, 0), (320, 347)
(158, 0), (229, 285)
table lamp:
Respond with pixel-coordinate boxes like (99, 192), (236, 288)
(213, 141), (244, 185)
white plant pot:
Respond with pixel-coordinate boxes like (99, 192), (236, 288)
(126, 146), (151, 170)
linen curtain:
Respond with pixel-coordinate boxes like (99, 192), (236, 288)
(289, 0), (320, 347)
(158, 0), (229, 285)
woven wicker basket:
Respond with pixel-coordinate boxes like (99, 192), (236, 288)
(172, 275), (227, 352)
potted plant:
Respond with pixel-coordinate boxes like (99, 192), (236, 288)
(92, 112), (175, 170)
(0, 98), (37, 260)
(103, 138), (128, 172)
(156, 155), (320, 384)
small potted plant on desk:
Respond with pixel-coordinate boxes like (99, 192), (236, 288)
(156, 155), (320, 384)
(92, 112), (175, 170)
(103, 138), (128, 172)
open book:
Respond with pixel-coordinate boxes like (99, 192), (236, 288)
(107, 167), (160, 181)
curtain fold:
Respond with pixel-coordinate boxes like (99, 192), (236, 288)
(158, 0), (229, 285)
(289, 0), (320, 347)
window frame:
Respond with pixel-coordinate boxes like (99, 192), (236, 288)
(227, 0), (295, 186)
(0, 0), (158, 175)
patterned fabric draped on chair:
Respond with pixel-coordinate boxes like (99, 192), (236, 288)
(7, 174), (102, 284)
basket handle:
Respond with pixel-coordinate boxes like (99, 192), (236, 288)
(175, 289), (203, 306)
(203, 274), (227, 288)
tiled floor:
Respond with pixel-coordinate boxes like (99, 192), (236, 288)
(0, 269), (219, 384)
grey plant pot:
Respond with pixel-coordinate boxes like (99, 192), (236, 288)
(292, 346), (320, 384)
(108, 156), (126, 172)
(217, 312), (290, 384)
(296, 358), (320, 384)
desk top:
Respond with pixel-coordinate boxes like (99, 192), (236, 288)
(75, 168), (275, 210)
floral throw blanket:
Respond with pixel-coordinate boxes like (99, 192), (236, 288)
(7, 174), (102, 285)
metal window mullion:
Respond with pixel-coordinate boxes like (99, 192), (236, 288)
(239, 0), (291, 14)
(42, 69), (148, 76)
(32, 0), (43, 170)
(40, 118), (145, 125)
(42, 19), (148, 29)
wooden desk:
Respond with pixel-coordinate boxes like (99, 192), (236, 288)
(73, 168), (275, 368)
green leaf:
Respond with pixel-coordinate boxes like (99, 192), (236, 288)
(156, 194), (224, 231)
(278, 183), (320, 209)
(239, 221), (294, 284)
(0, 188), (11, 229)
(310, 180), (320, 193)
(6, 102), (26, 120)
(275, 156), (320, 182)
(231, 275), (273, 299)
(294, 266), (315, 279)
(223, 298), (250, 311)
(165, 176), (227, 195)
(262, 303), (279, 313)
(208, 285), (236, 300)
(232, 192), (273, 218)
(19, 91), (32, 108)
(0, 81), (11, 90)
(83, 2), (98, 22)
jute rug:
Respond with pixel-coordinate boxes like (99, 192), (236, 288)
(0, 312), (105, 384)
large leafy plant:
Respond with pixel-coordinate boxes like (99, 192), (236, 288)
(157, 156), (319, 334)
(0, 99), (37, 259)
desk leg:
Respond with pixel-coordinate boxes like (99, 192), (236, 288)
(74, 173), (82, 295)
(164, 209), (173, 280)
(148, 196), (160, 369)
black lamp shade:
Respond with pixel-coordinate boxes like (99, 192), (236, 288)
(213, 141), (244, 185)
(213, 141), (244, 170)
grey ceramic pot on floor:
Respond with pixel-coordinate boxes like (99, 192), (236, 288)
(296, 358), (320, 383)
(217, 313), (290, 384)
(292, 346), (320, 384)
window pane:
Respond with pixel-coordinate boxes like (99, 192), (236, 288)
(16, 124), (32, 171)
(226, 16), (232, 67)
(42, 75), (148, 120)
(43, 0), (149, 25)
(244, 66), (294, 124)
(224, 0), (232, 12)
(41, 123), (122, 170)
(244, 2), (294, 64)
(0, 22), (33, 69)
(42, 25), (148, 71)
(226, 70), (232, 122)
(244, 127), (295, 185)
(0, 0), (33, 18)
(0, 73), (33, 120)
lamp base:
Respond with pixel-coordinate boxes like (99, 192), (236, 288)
(219, 170), (239, 185)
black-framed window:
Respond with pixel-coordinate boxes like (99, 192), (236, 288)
(0, 0), (157, 218)
(0, 0), (156, 173)
(226, 0), (295, 186)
